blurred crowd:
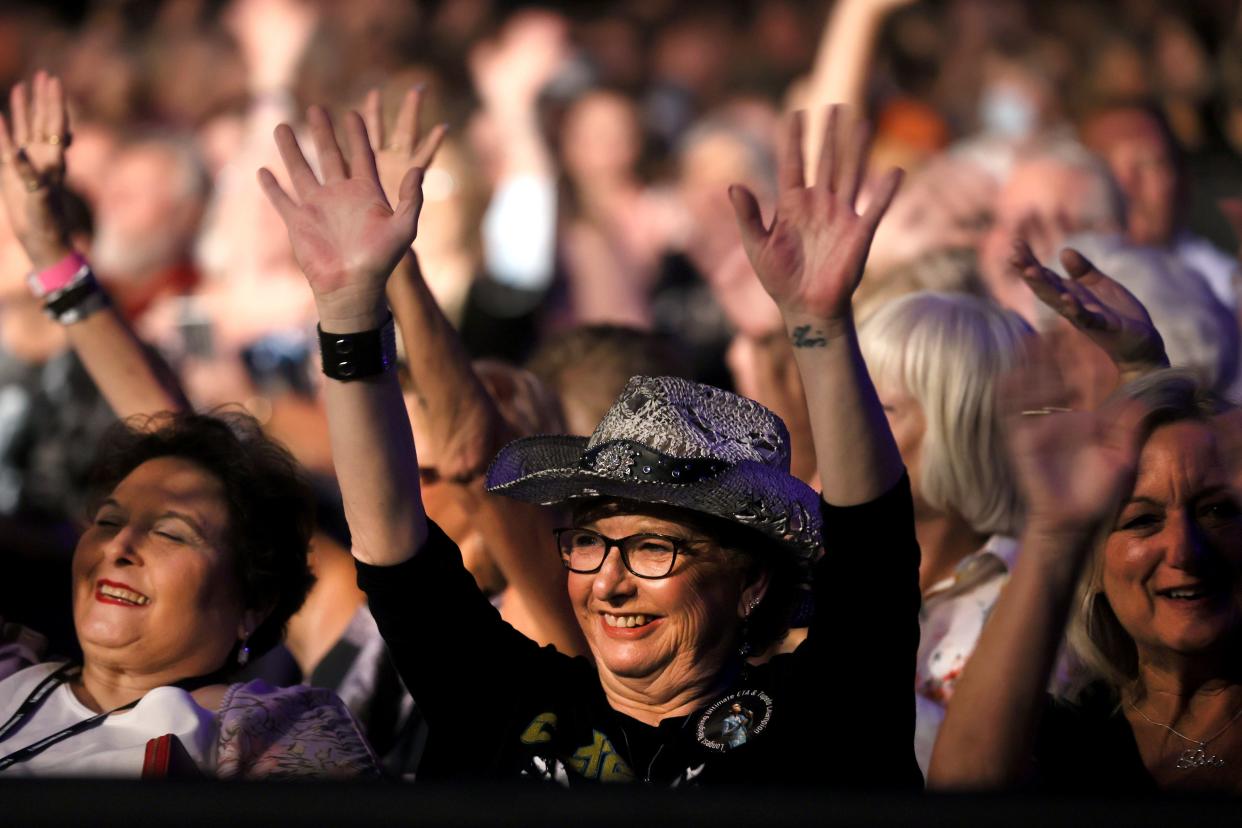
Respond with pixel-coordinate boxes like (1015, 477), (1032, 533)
(4, 0), (1242, 789)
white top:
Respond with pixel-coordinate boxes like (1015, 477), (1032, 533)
(1173, 232), (1239, 309)
(0, 662), (216, 777)
(914, 535), (1020, 777)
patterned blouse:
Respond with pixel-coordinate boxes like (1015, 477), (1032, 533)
(913, 535), (1020, 775)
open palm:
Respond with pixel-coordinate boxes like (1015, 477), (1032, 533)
(1003, 347), (1147, 534)
(0, 72), (71, 267)
(259, 106), (429, 317)
(363, 86), (447, 208)
(729, 106), (902, 322)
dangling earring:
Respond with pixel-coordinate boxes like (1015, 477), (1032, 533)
(237, 635), (251, 667)
(738, 597), (761, 657)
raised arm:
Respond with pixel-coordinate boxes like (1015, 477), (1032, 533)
(364, 87), (498, 481)
(796, 0), (914, 176)
(927, 359), (1146, 788)
(730, 106), (904, 505)
(259, 106), (427, 566)
(0, 73), (188, 418)
(367, 88), (584, 654)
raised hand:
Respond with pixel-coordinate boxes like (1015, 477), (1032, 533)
(468, 10), (569, 112)
(363, 86), (447, 208)
(1002, 345), (1147, 537)
(729, 105), (903, 327)
(258, 106), (430, 330)
(1010, 239), (1168, 379)
(0, 71), (73, 269)
(225, 0), (320, 93)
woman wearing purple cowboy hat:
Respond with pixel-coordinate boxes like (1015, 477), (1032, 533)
(261, 99), (919, 787)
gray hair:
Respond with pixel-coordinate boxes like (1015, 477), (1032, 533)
(860, 291), (1033, 535)
(1014, 139), (1127, 230)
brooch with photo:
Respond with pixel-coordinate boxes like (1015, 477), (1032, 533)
(695, 690), (773, 752)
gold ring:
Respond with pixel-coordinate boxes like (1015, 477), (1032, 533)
(23, 178), (41, 192)
(46, 134), (69, 146)
(1020, 406), (1073, 416)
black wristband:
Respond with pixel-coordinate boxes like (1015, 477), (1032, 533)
(43, 270), (109, 325)
(318, 314), (397, 381)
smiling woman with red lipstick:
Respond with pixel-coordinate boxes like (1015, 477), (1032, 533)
(0, 412), (376, 778)
(930, 370), (1242, 793)
(0, 72), (376, 779)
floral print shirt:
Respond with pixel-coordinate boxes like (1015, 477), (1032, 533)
(913, 534), (1019, 775)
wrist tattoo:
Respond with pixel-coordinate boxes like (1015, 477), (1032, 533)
(790, 325), (827, 348)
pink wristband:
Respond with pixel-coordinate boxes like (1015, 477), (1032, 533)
(28, 252), (89, 298)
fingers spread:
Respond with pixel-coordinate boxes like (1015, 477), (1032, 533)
(1061, 279), (1110, 330)
(729, 184), (768, 255)
(363, 89), (384, 151)
(47, 76), (67, 141)
(31, 71), (48, 142)
(343, 110), (379, 185)
(814, 105), (840, 192)
(779, 111), (806, 191)
(1009, 238), (1039, 272)
(861, 167), (904, 232)
(1014, 256), (1066, 309)
(257, 167), (296, 218)
(839, 116), (871, 208)
(393, 86), (423, 153)
(307, 106), (348, 183)
(393, 165), (426, 226)
(274, 123), (320, 198)
(10, 82), (29, 146)
(1060, 247), (1100, 283)
(0, 113), (14, 157)
(411, 122), (447, 170)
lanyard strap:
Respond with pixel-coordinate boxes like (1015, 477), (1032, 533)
(0, 663), (79, 743)
(0, 664), (139, 772)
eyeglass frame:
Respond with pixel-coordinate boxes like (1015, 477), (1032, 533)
(552, 527), (706, 579)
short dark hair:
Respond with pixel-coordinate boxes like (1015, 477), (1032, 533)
(569, 497), (799, 654)
(86, 410), (315, 659)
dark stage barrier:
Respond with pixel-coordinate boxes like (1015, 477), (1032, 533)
(2, 779), (1239, 827)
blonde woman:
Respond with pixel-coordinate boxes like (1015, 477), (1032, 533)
(859, 291), (1032, 772)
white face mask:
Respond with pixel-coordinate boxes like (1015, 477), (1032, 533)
(979, 84), (1038, 138)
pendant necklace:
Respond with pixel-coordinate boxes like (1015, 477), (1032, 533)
(1127, 700), (1242, 770)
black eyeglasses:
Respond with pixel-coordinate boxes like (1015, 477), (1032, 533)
(553, 527), (698, 579)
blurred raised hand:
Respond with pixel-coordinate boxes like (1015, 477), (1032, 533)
(468, 10), (569, 113)
(1001, 343), (1147, 537)
(0, 71), (73, 269)
(363, 86), (447, 210)
(258, 106), (431, 328)
(1010, 239), (1168, 380)
(729, 105), (903, 327)
(225, 0), (320, 93)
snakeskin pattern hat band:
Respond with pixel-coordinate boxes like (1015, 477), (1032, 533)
(485, 375), (824, 567)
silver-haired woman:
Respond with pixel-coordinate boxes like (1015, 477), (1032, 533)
(859, 291), (1032, 772)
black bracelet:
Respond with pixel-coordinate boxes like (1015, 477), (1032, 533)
(43, 269), (109, 325)
(318, 314), (397, 381)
